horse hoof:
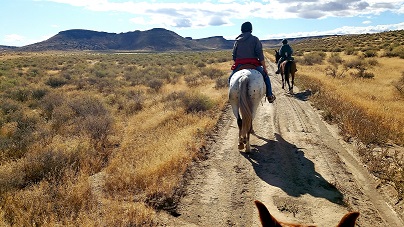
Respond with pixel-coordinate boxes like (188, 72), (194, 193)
(238, 143), (244, 150)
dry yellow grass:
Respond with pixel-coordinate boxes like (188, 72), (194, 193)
(297, 53), (404, 145)
(0, 51), (231, 226)
(294, 51), (404, 200)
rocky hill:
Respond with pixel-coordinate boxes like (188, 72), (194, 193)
(8, 28), (335, 52)
(18, 28), (215, 52)
(0, 45), (18, 51)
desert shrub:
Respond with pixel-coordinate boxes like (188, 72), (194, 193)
(27, 67), (44, 77)
(343, 58), (374, 79)
(81, 114), (113, 147)
(22, 148), (79, 185)
(326, 53), (346, 78)
(363, 49), (378, 58)
(366, 58), (379, 66)
(215, 77), (228, 89)
(327, 52), (343, 65)
(7, 88), (31, 102)
(199, 67), (224, 79)
(124, 90), (144, 114)
(45, 76), (68, 88)
(184, 74), (201, 87)
(394, 72), (404, 96)
(384, 46), (404, 59)
(299, 51), (326, 65)
(163, 91), (187, 110)
(0, 105), (39, 158)
(325, 65), (339, 78)
(31, 87), (49, 100)
(182, 92), (215, 113)
(49, 104), (75, 133)
(172, 65), (186, 75)
(194, 61), (206, 68)
(67, 95), (113, 147)
(147, 78), (164, 92)
(1, 171), (95, 226)
(40, 92), (66, 120)
(392, 46), (404, 59)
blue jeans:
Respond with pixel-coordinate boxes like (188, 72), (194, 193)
(228, 65), (273, 96)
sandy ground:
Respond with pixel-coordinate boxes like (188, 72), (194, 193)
(156, 62), (404, 226)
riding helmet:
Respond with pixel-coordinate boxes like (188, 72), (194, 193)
(241, 22), (253, 33)
(282, 39), (288, 44)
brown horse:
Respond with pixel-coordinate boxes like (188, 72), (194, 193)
(275, 50), (297, 93)
(255, 200), (359, 227)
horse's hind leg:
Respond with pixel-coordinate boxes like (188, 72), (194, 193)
(237, 116), (244, 149)
(281, 73), (285, 89)
(245, 133), (251, 152)
(291, 72), (295, 93)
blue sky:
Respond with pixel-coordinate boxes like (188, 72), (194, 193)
(2, 0), (404, 47)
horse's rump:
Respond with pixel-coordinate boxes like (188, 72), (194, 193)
(229, 69), (266, 152)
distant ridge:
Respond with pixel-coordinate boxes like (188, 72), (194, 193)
(6, 28), (339, 52)
(0, 45), (18, 51)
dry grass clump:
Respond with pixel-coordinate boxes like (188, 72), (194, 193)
(0, 50), (231, 225)
(394, 72), (404, 97)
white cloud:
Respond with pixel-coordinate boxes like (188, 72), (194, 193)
(363, 20), (372, 24)
(42, 0), (404, 28)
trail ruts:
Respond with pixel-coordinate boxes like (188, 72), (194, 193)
(156, 61), (403, 227)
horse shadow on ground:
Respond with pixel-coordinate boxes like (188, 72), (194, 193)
(241, 133), (344, 205)
(292, 89), (312, 101)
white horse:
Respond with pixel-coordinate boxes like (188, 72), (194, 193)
(229, 69), (266, 152)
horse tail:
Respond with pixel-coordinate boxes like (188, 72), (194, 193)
(239, 75), (253, 139)
(285, 61), (290, 81)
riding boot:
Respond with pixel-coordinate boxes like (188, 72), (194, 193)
(261, 71), (276, 103)
(275, 61), (281, 74)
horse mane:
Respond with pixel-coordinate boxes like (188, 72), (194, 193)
(254, 200), (359, 227)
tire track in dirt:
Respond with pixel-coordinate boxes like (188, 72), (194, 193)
(157, 62), (403, 226)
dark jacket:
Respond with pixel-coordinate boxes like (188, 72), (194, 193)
(279, 44), (293, 59)
(232, 32), (264, 62)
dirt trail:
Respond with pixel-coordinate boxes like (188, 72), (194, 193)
(157, 62), (403, 226)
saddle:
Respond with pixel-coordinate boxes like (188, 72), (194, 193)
(235, 64), (257, 72)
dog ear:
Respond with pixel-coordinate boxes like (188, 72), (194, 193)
(254, 200), (283, 227)
(337, 211), (360, 227)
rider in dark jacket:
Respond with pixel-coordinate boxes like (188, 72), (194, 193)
(275, 39), (294, 74)
(229, 22), (276, 103)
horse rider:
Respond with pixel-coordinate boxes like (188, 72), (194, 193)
(229, 21), (276, 103)
(275, 39), (294, 74)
